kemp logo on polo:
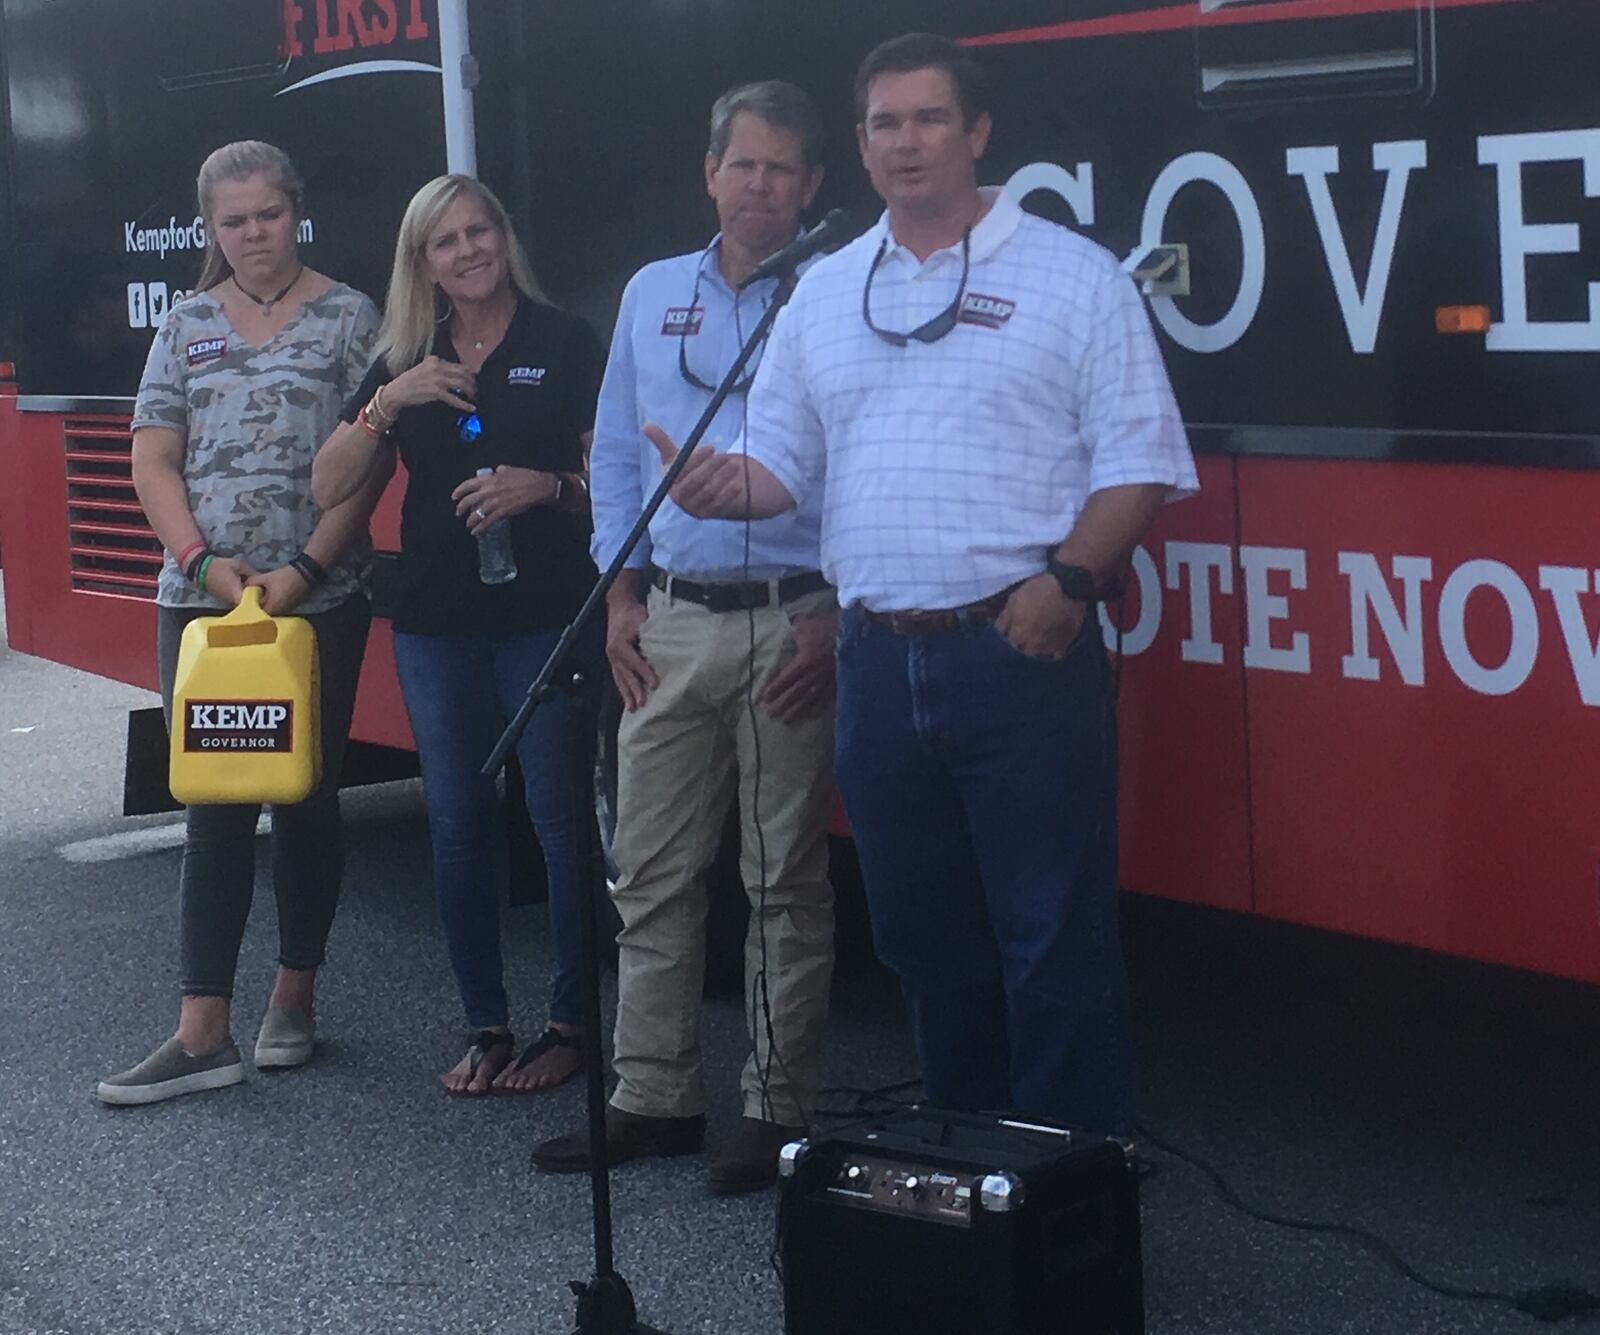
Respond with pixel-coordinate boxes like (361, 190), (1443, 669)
(958, 294), (1017, 330)
(661, 306), (704, 337)
(508, 366), (546, 385)
(186, 337), (228, 367)
(184, 699), (294, 752)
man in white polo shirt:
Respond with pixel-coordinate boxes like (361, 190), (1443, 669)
(650, 33), (1197, 1136)
(532, 81), (837, 1194)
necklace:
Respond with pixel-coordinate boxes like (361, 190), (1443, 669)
(456, 305), (512, 358)
(233, 266), (303, 314)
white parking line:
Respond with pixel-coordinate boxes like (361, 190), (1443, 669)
(58, 815), (271, 864)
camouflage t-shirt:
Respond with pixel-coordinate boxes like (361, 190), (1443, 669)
(131, 281), (381, 611)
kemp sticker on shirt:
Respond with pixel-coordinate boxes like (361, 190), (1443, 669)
(958, 294), (1017, 330)
(186, 337), (228, 367)
(508, 366), (547, 386)
(184, 699), (294, 752)
(661, 306), (705, 337)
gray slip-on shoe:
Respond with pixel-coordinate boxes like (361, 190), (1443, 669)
(253, 1005), (315, 1069)
(96, 1037), (244, 1106)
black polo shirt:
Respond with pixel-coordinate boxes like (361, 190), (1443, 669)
(345, 299), (604, 636)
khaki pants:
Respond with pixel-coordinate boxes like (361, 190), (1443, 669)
(609, 583), (836, 1125)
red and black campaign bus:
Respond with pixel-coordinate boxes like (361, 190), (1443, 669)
(2, 0), (1596, 982)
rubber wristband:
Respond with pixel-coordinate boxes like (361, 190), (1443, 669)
(356, 404), (380, 438)
(183, 545), (213, 582)
(194, 554), (215, 591)
(290, 551), (328, 586)
(175, 539), (206, 573)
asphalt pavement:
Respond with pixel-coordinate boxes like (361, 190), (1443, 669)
(2, 587), (1598, 1335)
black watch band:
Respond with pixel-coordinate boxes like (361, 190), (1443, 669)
(1045, 557), (1099, 603)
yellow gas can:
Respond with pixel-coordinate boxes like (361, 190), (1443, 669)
(168, 587), (321, 805)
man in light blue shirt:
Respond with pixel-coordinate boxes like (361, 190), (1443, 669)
(533, 81), (836, 1195)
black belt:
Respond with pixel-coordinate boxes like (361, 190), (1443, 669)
(651, 567), (830, 613)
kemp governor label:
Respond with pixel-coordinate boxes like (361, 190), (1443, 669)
(183, 700), (295, 753)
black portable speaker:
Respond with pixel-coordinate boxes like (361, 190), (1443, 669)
(777, 1107), (1143, 1335)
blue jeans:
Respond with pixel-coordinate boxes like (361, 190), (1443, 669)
(833, 605), (1133, 1135)
(393, 627), (599, 1031)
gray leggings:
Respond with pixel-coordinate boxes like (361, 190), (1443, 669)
(157, 595), (371, 998)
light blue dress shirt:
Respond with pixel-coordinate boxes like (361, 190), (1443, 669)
(590, 236), (824, 580)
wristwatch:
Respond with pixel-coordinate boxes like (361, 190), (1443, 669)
(1045, 556), (1099, 603)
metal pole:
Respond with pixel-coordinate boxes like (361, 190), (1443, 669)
(436, 0), (478, 176)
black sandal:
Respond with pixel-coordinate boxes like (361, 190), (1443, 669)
(497, 1027), (584, 1094)
(448, 1028), (514, 1098)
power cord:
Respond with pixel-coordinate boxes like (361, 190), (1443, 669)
(812, 1076), (922, 1122)
(1113, 595), (1587, 1318)
(1136, 1119), (1600, 1324)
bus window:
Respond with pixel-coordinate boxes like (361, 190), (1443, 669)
(1195, 0), (1435, 109)
(152, 0), (286, 92)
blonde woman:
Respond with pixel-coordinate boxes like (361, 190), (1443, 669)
(314, 175), (604, 1096)
(101, 141), (385, 1105)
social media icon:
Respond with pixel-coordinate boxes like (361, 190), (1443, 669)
(127, 282), (149, 329)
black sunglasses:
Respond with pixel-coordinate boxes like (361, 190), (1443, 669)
(862, 229), (971, 348)
(677, 256), (761, 395)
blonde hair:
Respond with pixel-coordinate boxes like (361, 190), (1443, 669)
(194, 140), (305, 291)
(375, 174), (548, 372)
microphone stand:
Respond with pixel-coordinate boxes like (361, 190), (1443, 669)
(482, 266), (805, 1335)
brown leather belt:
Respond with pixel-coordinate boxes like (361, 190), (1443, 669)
(863, 588), (1013, 636)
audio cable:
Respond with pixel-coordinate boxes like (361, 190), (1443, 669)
(1137, 1119), (1600, 1324)
(733, 290), (802, 1131)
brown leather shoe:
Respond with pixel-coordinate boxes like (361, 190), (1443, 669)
(530, 1106), (706, 1174)
(706, 1116), (807, 1196)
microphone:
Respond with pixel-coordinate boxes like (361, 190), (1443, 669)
(739, 209), (856, 289)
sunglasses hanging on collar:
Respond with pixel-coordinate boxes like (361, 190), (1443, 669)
(862, 228), (971, 348)
(677, 248), (765, 394)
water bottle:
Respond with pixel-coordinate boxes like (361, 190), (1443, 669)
(474, 467), (518, 585)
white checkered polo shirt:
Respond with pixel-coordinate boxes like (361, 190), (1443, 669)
(742, 187), (1198, 612)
